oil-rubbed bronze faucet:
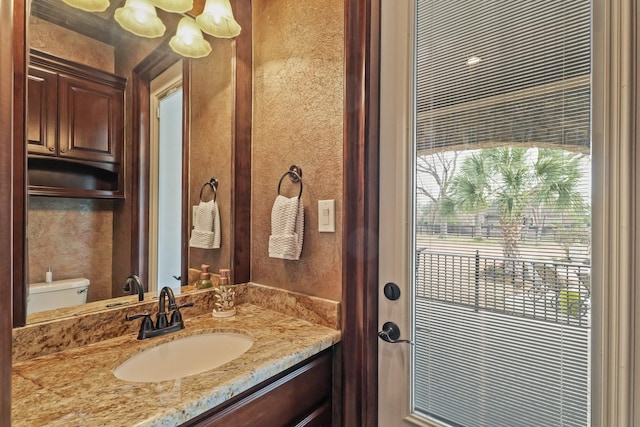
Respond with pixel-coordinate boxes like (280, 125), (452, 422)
(123, 275), (145, 301)
(126, 286), (194, 340)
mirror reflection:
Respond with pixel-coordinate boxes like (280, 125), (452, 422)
(24, 0), (236, 324)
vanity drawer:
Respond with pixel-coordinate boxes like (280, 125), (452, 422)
(184, 348), (333, 427)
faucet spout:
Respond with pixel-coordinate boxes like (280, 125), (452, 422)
(159, 286), (177, 311)
(156, 286), (175, 329)
(123, 275), (145, 301)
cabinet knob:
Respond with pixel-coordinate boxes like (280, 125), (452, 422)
(48, 146), (54, 152)
(60, 147), (67, 153)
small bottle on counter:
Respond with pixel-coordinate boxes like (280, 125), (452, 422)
(213, 268), (236, 318)
(196, 264), (213, 289)
(45, 267), (53, 283)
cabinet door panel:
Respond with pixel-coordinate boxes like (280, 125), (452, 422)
(58, 73), (123, 163)
(186, 351), (333, 427)
(27, 66), (57, 155)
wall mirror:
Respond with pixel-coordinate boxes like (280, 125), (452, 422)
(13, 0), (251, 327)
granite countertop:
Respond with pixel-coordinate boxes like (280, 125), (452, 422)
(12, 304), (341, 426)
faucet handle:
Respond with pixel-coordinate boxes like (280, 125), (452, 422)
(126, 312), (154, 340)
(126, 312), (151, 322)
(169, 302), (194, 326)
(177, 302), (194, 310)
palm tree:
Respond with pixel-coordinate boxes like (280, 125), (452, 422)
(530, 148), (589, 237)
(444, 147), (588, 259)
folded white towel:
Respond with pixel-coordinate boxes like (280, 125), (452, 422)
(269, 195), (304, 260)
(189, 200), (221, 249)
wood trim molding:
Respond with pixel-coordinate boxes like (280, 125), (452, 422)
(30, 0), (121, 46)
(230, 0), (252, 284)
(3, 0), (23, 421)
(182, 61), (191, 285)
(1, 0), (12, 421)
(131, 46), (181, 286)
(591, 0), (636, 425)
(342, 0), (381, 426)
(635, 2), (640, 424)
(12, 0), (27, 328)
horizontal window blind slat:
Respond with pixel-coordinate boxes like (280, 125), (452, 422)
(412, 0), (591, 425)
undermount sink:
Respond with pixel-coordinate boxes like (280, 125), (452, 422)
(113, 332), (253, 383)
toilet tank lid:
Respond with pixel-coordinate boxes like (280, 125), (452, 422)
(29, 278), (90, 294)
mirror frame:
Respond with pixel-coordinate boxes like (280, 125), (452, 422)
(11, 0), (252, 327)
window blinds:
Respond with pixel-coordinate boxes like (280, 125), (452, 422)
(412, 1), (591, 426)
(415, 0), (591, 154)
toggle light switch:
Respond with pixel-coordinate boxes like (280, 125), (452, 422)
(318, 200), (336, 232)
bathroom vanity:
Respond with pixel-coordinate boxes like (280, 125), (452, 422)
(12, 301), (340, 426)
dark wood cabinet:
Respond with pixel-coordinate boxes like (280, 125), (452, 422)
(27, 66), (57, 156)
(183, 348), (334, 427)
(27, 49), (126, 198)
(57, 72), (123, 163)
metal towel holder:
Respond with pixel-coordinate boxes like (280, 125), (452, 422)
(199, 177), (218, 202)
(277, 165), (303, 199)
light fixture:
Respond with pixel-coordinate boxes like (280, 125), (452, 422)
(150, 0), (193, 14)
(114, 0), (166, 38)
(170, 17), (212, 58)
(466, 56), (482, 66)
(196, 0), (241, 39)
(77, 0), (242, 58)
(62, 0), (110, 13)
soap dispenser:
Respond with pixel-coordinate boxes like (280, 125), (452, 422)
(196, 264), (213, 289)
(213, 268), (236, 317)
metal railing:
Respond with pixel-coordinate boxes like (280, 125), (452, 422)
(415, 224), (589, 245)
(416, 250), (591, 327)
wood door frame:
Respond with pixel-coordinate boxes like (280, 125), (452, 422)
(129, 46), (184, 288)
(12, 0), (27, 330)
(2, 0), (20, 423)
(230, 0), (252, 284)
(342, 0), (381, 426)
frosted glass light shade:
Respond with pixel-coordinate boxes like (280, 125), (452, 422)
(114, 0), (166, 38)
(196, 0), (241, 39)
(62, 0), (110, 12)
(150, 0), (193, 13)
(170, 17), (212, 58)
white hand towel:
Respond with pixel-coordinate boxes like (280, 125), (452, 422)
(269, 195), (304, 260)
(189, 200), (221, 249)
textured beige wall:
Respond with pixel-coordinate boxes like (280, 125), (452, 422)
(188, 37), (235, 275)
(28, 17), (115, 73)
(251, 0), (344, 301)
(27, 198), (114, 303)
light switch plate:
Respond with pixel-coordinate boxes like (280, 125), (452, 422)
(318, 199), (336, 232)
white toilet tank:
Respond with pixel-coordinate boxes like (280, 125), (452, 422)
(28, 278), (90, 315)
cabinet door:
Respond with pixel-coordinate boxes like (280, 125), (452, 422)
(185, 350), (333, 427)
(27, 66), (57, 156)
(58, 73), (123, 163)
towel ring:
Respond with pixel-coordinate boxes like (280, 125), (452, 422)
(199, 177), (218, 202)
(277, 165), (303, 199)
